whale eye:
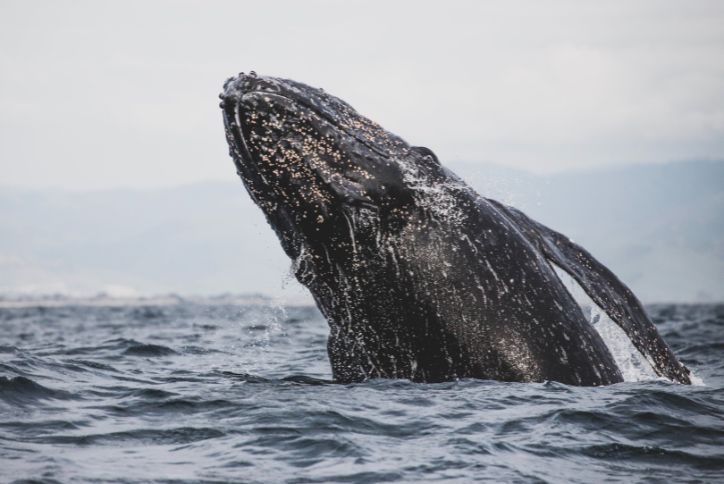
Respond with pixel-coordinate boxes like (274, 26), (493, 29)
(410, 146), (440, 166)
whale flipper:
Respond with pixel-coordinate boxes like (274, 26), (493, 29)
(487, 199), (691, 384)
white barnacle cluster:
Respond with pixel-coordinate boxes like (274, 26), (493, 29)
(334, 100), (406, 155)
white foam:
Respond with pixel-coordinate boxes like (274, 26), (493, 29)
(397, 155), (466, 224)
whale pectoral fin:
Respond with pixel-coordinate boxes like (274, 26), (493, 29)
(487, 199), (692, 384)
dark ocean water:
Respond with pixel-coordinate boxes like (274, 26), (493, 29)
(0, 301), (722, 483)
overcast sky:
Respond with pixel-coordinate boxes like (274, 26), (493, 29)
(1, 1), (723, 190)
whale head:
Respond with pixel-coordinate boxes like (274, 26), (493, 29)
(220, 72), (444, 260)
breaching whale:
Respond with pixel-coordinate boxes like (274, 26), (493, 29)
(219, 72), (691, 386)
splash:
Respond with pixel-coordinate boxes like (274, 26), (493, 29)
(397, 153), (467, 225)
(549, 263), (699, 383)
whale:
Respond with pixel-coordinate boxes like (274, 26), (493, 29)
(219, 72), (691, 386)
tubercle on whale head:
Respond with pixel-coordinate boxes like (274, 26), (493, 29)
(219, 72), (443, 258)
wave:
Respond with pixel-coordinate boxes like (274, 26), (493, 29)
(0, 302), (720, 483)
(0, 376), (73, 404)
(122, 343), (177, 357)
(36, 427), (225, 446)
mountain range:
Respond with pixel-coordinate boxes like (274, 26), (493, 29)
(1, 160), (721, 303)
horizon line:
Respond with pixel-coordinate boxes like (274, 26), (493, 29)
(1, 158), (722, 194)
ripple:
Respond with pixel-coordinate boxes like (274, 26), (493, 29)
(122, 343), (177, 357)
(65, 359), (118, 372)
(0, 376), (73, 404)
(39, 426), (225, 446)
(680, 342), (724, 356)
(581, 443), (724, 469)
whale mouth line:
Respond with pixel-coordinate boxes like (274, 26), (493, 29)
(222, 95), (255, 178)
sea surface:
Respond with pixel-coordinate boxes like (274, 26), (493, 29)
(1, 300), (722, 483)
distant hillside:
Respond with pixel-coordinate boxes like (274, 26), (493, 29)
(0, 182), (297, 299)
(455, 160), (724, 302)
(1, 160), (722, 302)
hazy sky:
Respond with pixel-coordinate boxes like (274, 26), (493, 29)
(1, 1), (723, 190)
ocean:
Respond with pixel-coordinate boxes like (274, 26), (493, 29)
(1, 300), (722, 483)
